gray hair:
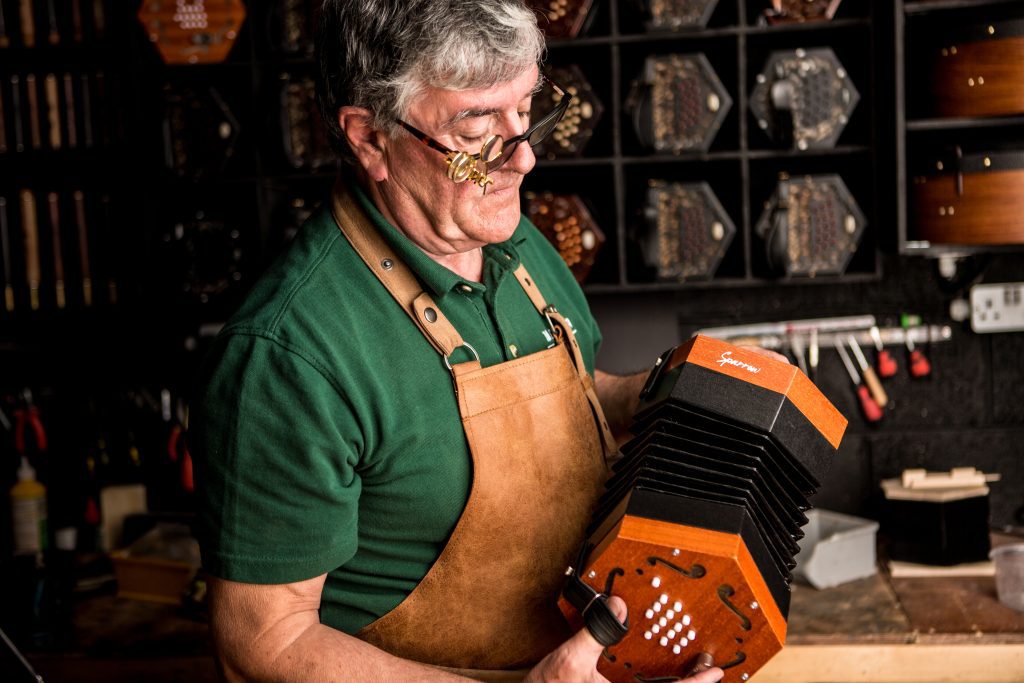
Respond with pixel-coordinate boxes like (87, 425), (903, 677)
(316, 0), (546, 164)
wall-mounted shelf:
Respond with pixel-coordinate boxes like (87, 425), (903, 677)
(895, 0), (1024, 255)
(529, 0), (883, 291)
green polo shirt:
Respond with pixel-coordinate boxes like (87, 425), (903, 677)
(192, 182), (602, 634)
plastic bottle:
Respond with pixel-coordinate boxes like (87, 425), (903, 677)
(11, 456), (48, 557)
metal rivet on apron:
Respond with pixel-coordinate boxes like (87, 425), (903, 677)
(424, 307), (438, 323)
(509, 344), (518, 357)
(381, 258), (394, 270)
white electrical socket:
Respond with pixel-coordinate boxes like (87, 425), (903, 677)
(970, 282), (1024, 333)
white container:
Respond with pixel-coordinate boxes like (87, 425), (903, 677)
(991, 544), (1024, 612)
(794, 509), (879, 589)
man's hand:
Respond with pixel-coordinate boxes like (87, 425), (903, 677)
(525, 597), (723, 683)
(740, 345), (790, 365)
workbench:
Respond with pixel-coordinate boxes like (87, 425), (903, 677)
(23, 570), (1024, 682)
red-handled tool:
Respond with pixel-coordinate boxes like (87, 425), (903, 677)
(869, 326), (897, 378)
(907, 334), (931, 378)
(837, 341), (883, 422)
(848, 335), (888, 408)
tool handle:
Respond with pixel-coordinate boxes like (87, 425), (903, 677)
(857, 385), (883, 422)
(48, 192), (65, 309)
(877, 349), (898, 378)
(45, 73), (61, 149)
(19, 0), (34, 47)
(861, 366), (888, 407)
(20, 190), (40, 310)
(909, 349), (931, 378)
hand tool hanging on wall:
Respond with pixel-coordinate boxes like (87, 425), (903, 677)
(46, 0), (59, 44)
(10, 75), (24, 152)
(836, 339), (882, 422)
(100, 195), (116, 305)
(44, 74), (60, 150)
(47, 192), (65, 309)
(25, 74), (41, 150)
(0, 85), (7, 154)
(74, 191), (92, 307)
(906, 333), (932, 378)
(163, 390), (194, 494)
(847, 335), (887, 408)
(0, 1), (9, 48)
(63, 74), (77, 148)
(808, 327), (819, 384)
(14, 390), (48, 458)
(20, 190), (40, 311)
(869, 326), (897, 378)
(71, 0), (84, 42)
(642, 181), (735, 281)
(80, 74), (93, 148)
(93, 0), (106, 39)
(1, 196), (13, 312)
(19, 0), (34, 47)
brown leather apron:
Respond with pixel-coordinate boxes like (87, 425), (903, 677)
(330, 184), (617, 679)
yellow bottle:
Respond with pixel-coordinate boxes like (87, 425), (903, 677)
(11, 457), (48, 556)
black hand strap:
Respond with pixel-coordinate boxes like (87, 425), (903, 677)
(562, 547), (629, 648)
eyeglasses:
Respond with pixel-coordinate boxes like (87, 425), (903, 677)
(396, 77), (572, 193)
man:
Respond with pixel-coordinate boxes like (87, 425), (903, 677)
(192, 1), (725, 680)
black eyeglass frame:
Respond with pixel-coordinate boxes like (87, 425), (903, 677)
(396, 76), (572, 179)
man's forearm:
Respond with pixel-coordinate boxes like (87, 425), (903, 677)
(219, 620), (470, 683)
(593, 368), (647, 444)
(210, 577), (471, 683)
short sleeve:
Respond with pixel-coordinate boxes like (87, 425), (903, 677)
(191, 332), (362, 584)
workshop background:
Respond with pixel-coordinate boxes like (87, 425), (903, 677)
(1, 0), (1023, 681)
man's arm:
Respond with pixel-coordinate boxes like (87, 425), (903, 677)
(210, 575), (471, 682)
(594, 368), (646, 446)
(210, 577), (724, 683)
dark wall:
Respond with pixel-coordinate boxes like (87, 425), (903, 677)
(591, 252), (1024, 527)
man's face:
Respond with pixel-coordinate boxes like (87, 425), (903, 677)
(379, 65), (540, 255)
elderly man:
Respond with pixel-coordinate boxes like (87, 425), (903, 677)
(192, 1), (725, 680)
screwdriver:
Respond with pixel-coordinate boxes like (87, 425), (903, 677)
(869, 326), (897, 378)
(906, 333), (931, 378)
(836, 341), (883, 422)
(848, 334), (888, 408)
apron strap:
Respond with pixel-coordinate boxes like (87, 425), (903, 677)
(513, 266), (618, 462)
(330, 181), (467, 361)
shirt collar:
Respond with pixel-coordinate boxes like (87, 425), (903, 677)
(349, 180), (528, 297)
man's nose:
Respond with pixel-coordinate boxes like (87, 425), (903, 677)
(504, 138), (536, 175)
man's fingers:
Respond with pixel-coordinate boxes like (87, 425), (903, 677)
(683, 667), (724, 683)
(605, 595), (627, 622)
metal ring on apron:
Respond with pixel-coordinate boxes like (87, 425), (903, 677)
(443, 341), (481, 370)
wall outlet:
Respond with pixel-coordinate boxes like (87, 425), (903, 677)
(970, 283), (1024, 333)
